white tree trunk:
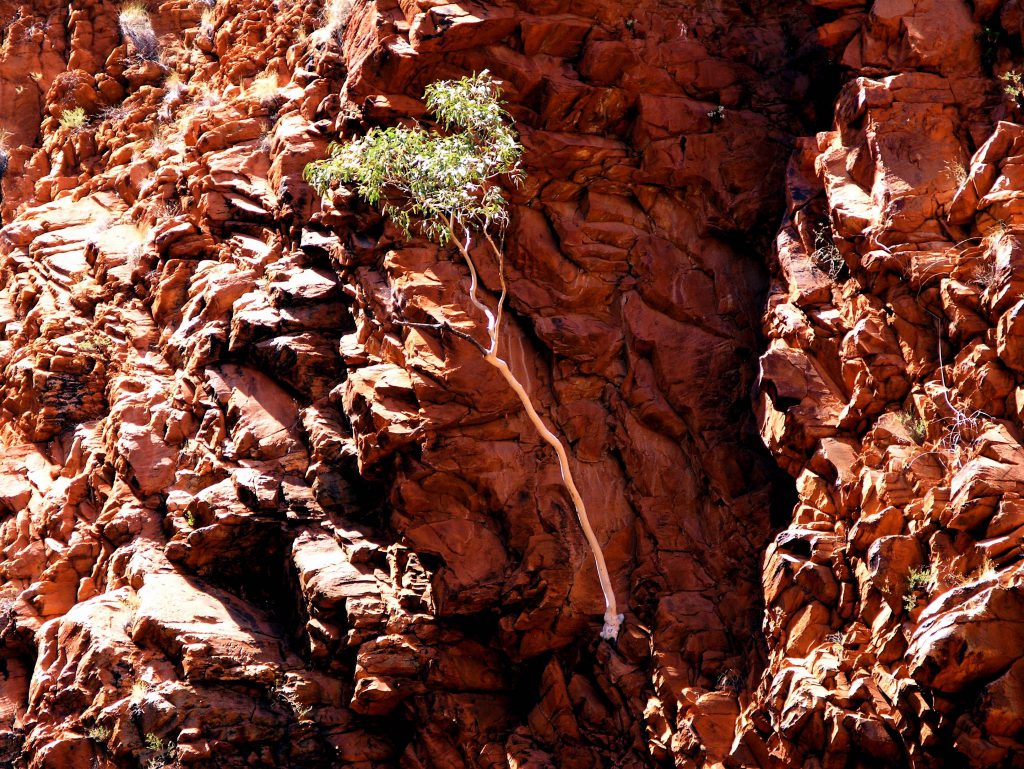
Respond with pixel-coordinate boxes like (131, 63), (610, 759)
(451, 220), (622, 640)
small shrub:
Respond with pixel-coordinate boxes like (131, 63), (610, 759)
(714, 669), (742, 694)
(59, 107), (88, 130)
(79, 333), (113, 356)
(248, 72), (283, 112)
(977, 24), (1002, 67)
(143, 732), (176, 768)
(944, 159), (967, 188)
(119, 1), (159, 61)
(309, 0), (354, 46)
(897, 410), (928, 444)
(199, 7), (216, 36)
(1001, 70), (1024, 108)
(812, 225), (844, 280)
(304, 71), (523, 238)
(159, 73), (187, 120)
(144, 733), (170, 752)
(183, 509), (197, 528)
(130, 680), (149, 703)
(706, 105), (725, 124)
(88, 725), (110, 742)
(903, 566), (933, 612)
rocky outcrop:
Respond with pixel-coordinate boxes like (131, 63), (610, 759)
(750, 0), (1024, 765)
(1, 0), (1023, 765)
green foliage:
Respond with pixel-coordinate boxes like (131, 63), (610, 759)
(304, 70), (523, 244)
(79, 333), (112, 356)
(903, 566), (933, 612)
(976, 24), (1002, 68)
(897, 410), (928, 444)
(183, 509), (197, 528)
(1001, 70), (1024, 108)
(88, 725), (110, 742)
(59, 108), (87, 130)
(144, 733), (175, 767)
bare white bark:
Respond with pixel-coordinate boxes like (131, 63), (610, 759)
(448, 217), (622, 639)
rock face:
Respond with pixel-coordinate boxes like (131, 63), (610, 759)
(0, 0), (1022, 766)
(750, 0), (1024, 766)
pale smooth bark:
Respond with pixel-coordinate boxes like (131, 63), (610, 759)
(448, 217), (622, 639)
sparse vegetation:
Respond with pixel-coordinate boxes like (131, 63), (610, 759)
(977, 24), (1002, 67)
(88, 725), (110, 742)
(79, 333), (113, 356)
(1001, 70), (1024, 108)
(812, 225), (844, 280)
(98, 104), (131, 124)
(309, 0), (354, 46)
(130, 679), (149, 703)
(249, 73), (284, 117)
(904, 566), (933, 612)
(944, 159), (967, 188)
(183, 509), (197, 528)
(159, 73), (187, 121)
(59, 107), (88, 130)
(248, 72), (280, 103)
(119, 1), (160, 61)
(144, 733), (175, 768)
(937, 405), (984, 469)
(714, 669), (742, 694)
(269, 678), (315, 721)
(258, 129), (273, 154)
(199, 7), (216, 37)
(192, 80), (223, 109)
(304, 71), (623, 640)
(897, 410), (928, 444)
(706, 105), (725, 124)
(974, 556), (999, 582)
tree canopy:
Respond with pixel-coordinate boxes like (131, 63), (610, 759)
(303, 71), (523, 243)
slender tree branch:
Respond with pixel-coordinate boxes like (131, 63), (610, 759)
(448, 216), (622, 639)
(483, 226), (507, 356)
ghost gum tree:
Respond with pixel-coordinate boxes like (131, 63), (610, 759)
(304, 72), (623, 640)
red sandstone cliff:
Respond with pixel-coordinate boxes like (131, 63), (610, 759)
(0, 0), (1020, 766)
